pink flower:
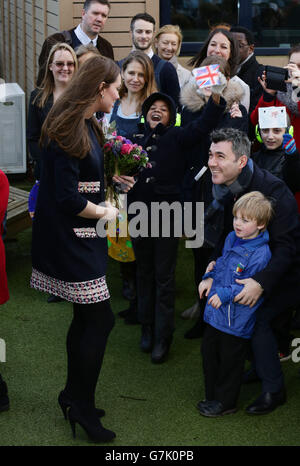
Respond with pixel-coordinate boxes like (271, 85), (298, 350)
(133, 154), (140, 160)
(116, 136), (123, 141)
(121, 143), (133, 155)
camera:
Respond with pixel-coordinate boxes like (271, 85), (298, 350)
(265, 65), (288, 92)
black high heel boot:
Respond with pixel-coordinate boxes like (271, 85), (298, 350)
(58, 391), (105, 420)
(68, 404), (116, 443)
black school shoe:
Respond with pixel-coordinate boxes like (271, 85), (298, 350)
(197, 400), (237, 417)
(246, 388), (286, 415)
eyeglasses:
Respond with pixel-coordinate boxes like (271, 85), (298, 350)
(238, 42), (249, 49)
(52, 61), (75, 68)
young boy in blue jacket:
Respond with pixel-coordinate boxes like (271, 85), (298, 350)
(197, 191), (273, 417)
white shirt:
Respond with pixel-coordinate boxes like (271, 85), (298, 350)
(74, 24), (98, 47)
(236, 52), (254, 74)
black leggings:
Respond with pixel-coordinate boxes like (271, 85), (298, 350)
(64, 300), (115, 408)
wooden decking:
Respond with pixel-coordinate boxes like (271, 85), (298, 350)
(6, 186), (32, 238)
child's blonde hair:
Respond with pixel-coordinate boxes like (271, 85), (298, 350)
(232, 191), (273, 230)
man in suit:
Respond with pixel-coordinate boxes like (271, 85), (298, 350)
(230, 26), (264, 114)
(119, 13), (180, 107)
(37, 0), (114, 86)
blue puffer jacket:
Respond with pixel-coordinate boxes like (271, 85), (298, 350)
(203, 230), (271, 339)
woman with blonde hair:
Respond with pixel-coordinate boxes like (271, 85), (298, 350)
(153, 24), (191, 88)
(27, 42), (78, 303)
(27, 42), (78, 181)
(31, 55), (134, 442)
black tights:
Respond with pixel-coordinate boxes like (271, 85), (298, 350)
(64, 300), (115, 408)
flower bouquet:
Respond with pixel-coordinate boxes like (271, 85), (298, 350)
(103, 131), (151, 207)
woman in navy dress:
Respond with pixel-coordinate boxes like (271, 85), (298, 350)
(31, 56), (133, 443)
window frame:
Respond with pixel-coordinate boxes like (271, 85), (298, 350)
(160, 0), (290, 56)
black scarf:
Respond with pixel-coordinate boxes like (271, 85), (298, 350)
(204, 158), (254, 248)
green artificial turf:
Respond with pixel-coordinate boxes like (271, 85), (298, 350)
(0, 227), (300, 446)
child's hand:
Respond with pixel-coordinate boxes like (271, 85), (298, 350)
(282, 133), (296, 154)
(112, 175), (136, 192)
(229, 102), (242, 118)
(198, 278), (213, 299)
(208, 293), (222, 309)
(205, 261), (216, 273)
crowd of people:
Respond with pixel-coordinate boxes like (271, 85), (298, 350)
(1, 0), (300, 443)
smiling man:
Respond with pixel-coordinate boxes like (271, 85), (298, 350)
(118, 13), (180, 107)
(37, 0), (114, 86)
(201, 127), (300, 415)
(230, 26), (264, 113)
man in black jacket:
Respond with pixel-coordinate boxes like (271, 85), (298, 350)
(118, 13), (180, 108)
(203, 127), (300, 415)
(37, 0), (114, 86)
(230, 26), (264, 114)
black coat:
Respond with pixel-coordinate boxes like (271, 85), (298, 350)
(237, 54), (264, 114)
(31, 120), (108, 303)
(151, 54), (180, 108)
(26, 89), (53, 179)
(180, 78), (249, 204)
(252, 145), (300, 194)
(212, 164), (300, 310)
(130, 95), (226, 205)
(128, 95), (226, 236)
(36, 29), (114, 86)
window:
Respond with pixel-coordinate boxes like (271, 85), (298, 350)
(162, 1), (300, 55)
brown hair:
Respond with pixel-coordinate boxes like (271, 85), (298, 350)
(41, 56), (120, 158)
(232, 191), (273, 230)
(34, 43), (78, 108)
(76, 43), (101, 61)
(188, 28), (238, 77)
(119, 51), (157, 113)
(199, 55), (231, 80)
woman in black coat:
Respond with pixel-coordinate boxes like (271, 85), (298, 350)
(31, 56), (134, 443)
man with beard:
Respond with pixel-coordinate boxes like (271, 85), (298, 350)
(118, 13), (180, 107)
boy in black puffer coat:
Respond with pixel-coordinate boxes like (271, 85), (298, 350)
(129, 90), (227, 364)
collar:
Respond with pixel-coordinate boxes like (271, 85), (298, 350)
(212, 158), (254, 201)
(74, 24), (98, 46)
(237, 52), (254, 73)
